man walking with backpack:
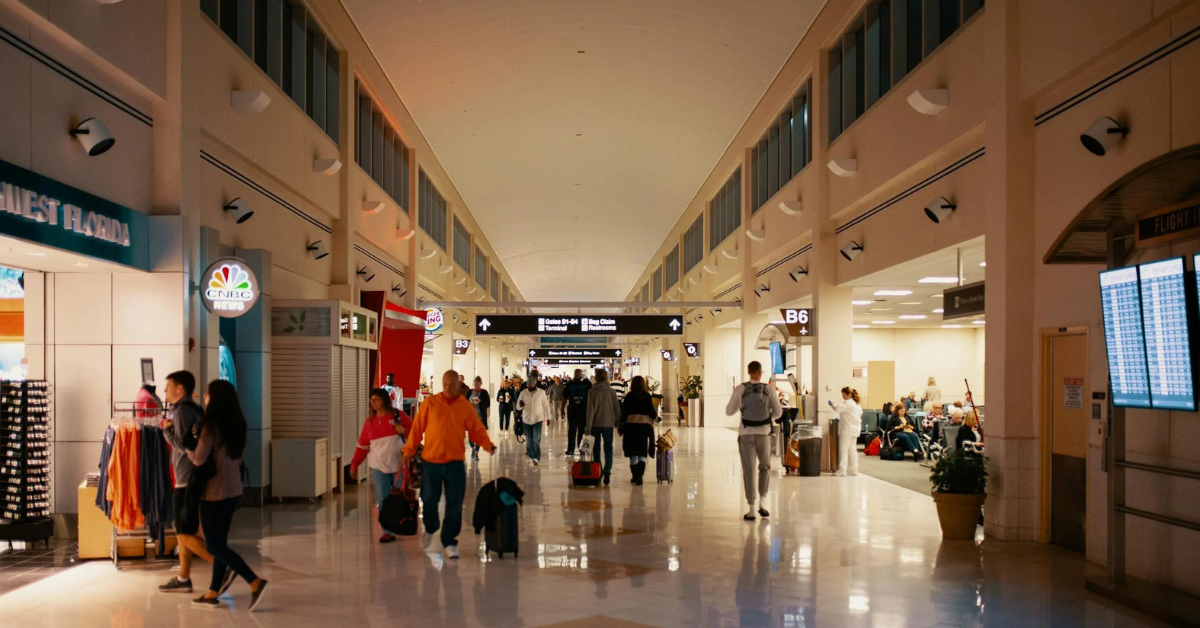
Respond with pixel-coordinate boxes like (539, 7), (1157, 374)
(563, 369), (592, 456)
(725, 361), (783, 521)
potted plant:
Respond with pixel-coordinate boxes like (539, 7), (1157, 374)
(647, 377), (663, 410)
(929, 449), (988, 540)
(678, 376), (703, 426)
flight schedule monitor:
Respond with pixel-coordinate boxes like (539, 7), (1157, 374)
(1139, 257), (1195, 410)
(1100, 266), (1151, 408)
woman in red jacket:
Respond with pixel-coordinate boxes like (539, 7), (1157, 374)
(350, 388), (411, 543)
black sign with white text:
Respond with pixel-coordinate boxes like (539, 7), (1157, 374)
(943, 282), (985, 321)
(453, 339), (472, 355)
(684, 343), (701, 358)
(539, 359), (606, 366)
(528, 348), (624, 359)
(475, 314), (683, 336)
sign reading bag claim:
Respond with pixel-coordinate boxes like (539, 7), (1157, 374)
(201, 258), (260, 317)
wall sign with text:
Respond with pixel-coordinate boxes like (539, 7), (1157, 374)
(454, 339), (472, 355)
(780, 308), (814, 337)
(201, 258), (260, 318)
(528, 348), (623, 359)
(425, 307), (444, 332)
(942, 282), (985, 320)
(475, 314), (683, 336)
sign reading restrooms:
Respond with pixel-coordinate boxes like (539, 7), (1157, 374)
(201, 258), (260, 317)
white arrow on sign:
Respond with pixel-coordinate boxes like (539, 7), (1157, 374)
(616, 349), (623, 357)
(668, 319), (681, 330)
(528, 349), (535, 357)
(479, 318), (492, 331)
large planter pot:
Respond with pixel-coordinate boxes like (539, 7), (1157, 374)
(932, 491), (986, 540)
(651, 394), (663, 411)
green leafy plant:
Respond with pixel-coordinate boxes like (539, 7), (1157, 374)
(929, 450), (988, 494)
(281, 310), (307, 334)
(680, 375), (703, 400)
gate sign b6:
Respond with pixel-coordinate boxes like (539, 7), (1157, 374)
(780, 308), (814, 337)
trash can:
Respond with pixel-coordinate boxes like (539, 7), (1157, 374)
(792, 423), (824, 477)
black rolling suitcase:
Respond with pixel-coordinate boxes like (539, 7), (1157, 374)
(486, 504), (519, 558)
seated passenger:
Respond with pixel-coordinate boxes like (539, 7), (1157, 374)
(957, 410), (983, 453)
(886, 402), (924, 462)
(948, 405), (964, 426)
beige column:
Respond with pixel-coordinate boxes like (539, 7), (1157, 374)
(329, 39), (356, 304)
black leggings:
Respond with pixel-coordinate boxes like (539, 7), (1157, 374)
(201, 497), (258, 592)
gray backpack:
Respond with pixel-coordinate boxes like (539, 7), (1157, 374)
(740, 382), (772, 427)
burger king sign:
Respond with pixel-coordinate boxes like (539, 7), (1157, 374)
(424, 307), (444, 333)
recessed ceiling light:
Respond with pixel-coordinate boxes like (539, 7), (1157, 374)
(979, 261), (987, 267)
(852, 324), (869, 329)
(73, 262), (89, 267)
(899, 314), (927, 320)
(898, 302), (922, 305)
(852, 300), (874, 306)
(871, 320), (896, 325)
(873, 290), (912, 296)
(869, 308), (893, 312)
(973, 320), (986, 325)
(918, 276), (960, 284)
(941, 324), (963, 329)
(931, 294), (943, 298)
(26, 252), (46, 257)
(932, 308), (944, 313)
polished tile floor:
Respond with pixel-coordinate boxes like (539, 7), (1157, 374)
(0, 423), (1168, 628)
(0, 540), (79, 595)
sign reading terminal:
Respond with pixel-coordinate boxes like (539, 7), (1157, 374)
(475, 314), (684, 336)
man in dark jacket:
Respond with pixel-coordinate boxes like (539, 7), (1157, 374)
(585, 369), (621, 485)
(562, 369), (592, 456)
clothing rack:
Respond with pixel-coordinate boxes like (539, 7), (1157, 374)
(100, 403), (176, 570)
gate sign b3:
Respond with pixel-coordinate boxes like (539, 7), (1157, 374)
(780, 308), (814, 337)
(453, 339), (472, 355)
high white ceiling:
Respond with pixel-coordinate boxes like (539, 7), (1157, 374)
(342, 0), (827, 301)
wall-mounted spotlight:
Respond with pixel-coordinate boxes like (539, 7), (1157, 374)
(306, 240), (329, 260)
(746, 228), (766, 242)
(357, 266), (375, 283)
(1081, 117), (1128, 156)
(702, 264), (718, 274)
(722, 248), (739, 260)
(924, 196), (957, 224)
(696, 314), (703, 320)
(841, 240), (863, 261)
(778, 200), (803, 216)
(788, 265), (808, 282)
(69, 118), (115, 156)
(223, 198), (254, 224)
(466, 286), (476, 294)
(391, 284), (407, 298)
(313, 158), (342, 176)
(231, 90), (271, 116)
(827, 158), (858, 177)
(907, 88), (949, 115)
(754, 283), (771, 298)
(362, 200), (386, 215)
(710, 308), (722, 316)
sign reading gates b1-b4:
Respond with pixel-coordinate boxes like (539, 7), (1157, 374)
(475, 314), (684, 336)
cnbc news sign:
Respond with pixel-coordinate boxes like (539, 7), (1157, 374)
(0, 158), (148, 269)
(201, 258), (260, 318)
(475, 314), (683, 336)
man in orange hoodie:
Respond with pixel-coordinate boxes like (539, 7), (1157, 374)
(403, 369), (496, 559)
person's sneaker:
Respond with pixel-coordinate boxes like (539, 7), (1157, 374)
(192, 595), (220, 608)
(471, 452), (479, 461)
(758, 507), (770, 518)
(379, 534), (396, 544)
(603, 473), (610, 486)
(217, 569), (237, 597)
(420, 532), (433, 549)
(248, 580), (269, 612)
(532, 459), (539, 467)
(159, 577), (192, 593)
(743, 512), (756, 521)
(445, 545), (460, 559)
(833, 470), (847, 477)
(849, 471), (859, 476)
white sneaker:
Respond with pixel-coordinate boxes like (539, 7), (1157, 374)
(420, 532), (433, 548)
(849, 471), (859, 476)
(833, 470), (847, 477)
(444, 545), (460, 559)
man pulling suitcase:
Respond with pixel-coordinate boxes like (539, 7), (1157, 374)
(562, 369), (592, 456)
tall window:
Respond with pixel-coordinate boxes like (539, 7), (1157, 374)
(751, 81), (813, 212)
(664, 246), (680, 291)
(453, 218), (471, 272)
(202, 0), (339, 141)
(652, 267), (663, 301)
(682, 215), (704, 274)
(502, 284), (510, 303)
(355, 81), (410, 211)
(418, 170), (447, 250)
(474, 247), (487, 288)
(490, 268), (500, 300)
(829, 0), (983, 142)
(709, 168), (742, 251)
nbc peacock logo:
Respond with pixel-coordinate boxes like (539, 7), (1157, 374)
(203, 260), (258, 315)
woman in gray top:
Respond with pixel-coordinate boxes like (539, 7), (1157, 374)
(187, 380), (269, 611)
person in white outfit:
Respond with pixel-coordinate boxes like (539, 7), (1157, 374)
(726, 361), (784, 521)
(517, 376), (552, 466)
(829, 387), (863, 476)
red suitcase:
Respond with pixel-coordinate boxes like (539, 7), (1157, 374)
(570, 461), (603, 487)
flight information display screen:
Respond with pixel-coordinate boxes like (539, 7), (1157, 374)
(1139, 258), (1195, 411)
(1099, 266), (1151, 408)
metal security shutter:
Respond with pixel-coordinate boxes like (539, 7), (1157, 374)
(271, 345), (331, 438)
(355, 348), (368, 460)
(330, 346), (343, 458)
(341, 347), (359, 463)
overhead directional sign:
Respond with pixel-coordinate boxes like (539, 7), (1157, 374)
(539, 359), (606, 366)
(474, 314), (684, 336)
(780, 308), (814, 337)
(684, 342), (701, 358)
(528, 348), (623, 359)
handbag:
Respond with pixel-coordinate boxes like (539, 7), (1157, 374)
(656, 428), (677, 452)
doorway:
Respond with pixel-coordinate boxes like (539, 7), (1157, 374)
(1043, 330), (1089, 552)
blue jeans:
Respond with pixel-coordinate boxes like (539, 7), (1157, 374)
(525, 422), (543, 461)
(371, 468), (402, 535)
(591, 427), (614, 474)
(895, 431), (921, 453)
(420, 461), (466, 548)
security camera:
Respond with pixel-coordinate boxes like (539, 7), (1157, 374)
(357, 267), (375, 283)
(788, 265), (808, 282)
(306, 240), (329, 260)
(69, 118), (115, 156)
(841, 241), (863, 261)
(1080, 117), (1127, 156)
(223, 198), (254, 224)
(923, 197), (956, 224)
(754, 283), (770, 298)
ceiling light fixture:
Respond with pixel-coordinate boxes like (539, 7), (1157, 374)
(873, 290), (912, 296)
(918, 277), (960, 284)
(852, 300), (874, 306)
(899, 314), (927, 320)
(924, 196), (957, 224)
(853, 324), (870, 329)
(306, 240), (329, 260)
(1081, 116), (1128, 156)
(941, 324), (963, 329)
(871, 320), (896, 325)
(869, 308), (893, 312)
(973, 320), (986, 325)
(979, 261), (987, 267)
(931, 294), (943, 298)
(73, 262), (89, 267)
(26, 252), (46, 257)
(933, 308), (944, 313)
(356, 266), (375, 283)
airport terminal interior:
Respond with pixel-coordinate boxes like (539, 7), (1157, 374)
(1, 0), (1199, 626)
